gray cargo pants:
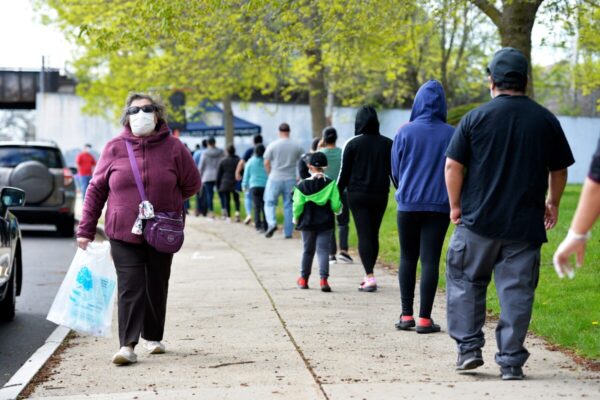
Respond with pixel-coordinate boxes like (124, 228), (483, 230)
(446, 225), (540, 368)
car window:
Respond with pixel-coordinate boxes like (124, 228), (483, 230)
(0, 147), (63, 168)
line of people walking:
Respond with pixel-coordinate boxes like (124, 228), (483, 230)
(233, 47), (577, 382)
(75, 48), (598, 384)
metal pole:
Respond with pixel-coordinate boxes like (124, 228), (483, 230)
(40, 56), (45, 93)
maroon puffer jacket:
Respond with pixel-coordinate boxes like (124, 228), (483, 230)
(77, 123), (201, 244)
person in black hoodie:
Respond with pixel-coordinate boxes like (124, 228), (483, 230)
(338, 106), (393, 292)
(216, 145), (241, 222)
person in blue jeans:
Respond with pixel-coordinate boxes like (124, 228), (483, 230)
(75, 143), (96, 200)
(263, 123), (304, 238)
(242, 144), (268, 231)
(198, 137), (224, 219)
(193, 139), (208, 216)
(236, 134), (264, 225)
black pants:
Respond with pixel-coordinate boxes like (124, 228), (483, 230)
(219, 190), (240, 217)
(110, 240), (173, 348)
(347, 191), (388, 275)
(251, 187), (266, 231)
(397, 211), (449, 319)
(330, 190), (350, 255)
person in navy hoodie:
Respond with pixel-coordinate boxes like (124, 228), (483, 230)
(391, 80), (454, 334)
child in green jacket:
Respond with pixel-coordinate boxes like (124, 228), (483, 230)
(293, 152), (342, 292)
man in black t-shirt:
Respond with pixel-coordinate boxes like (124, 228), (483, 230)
(444, 47), (575, 380)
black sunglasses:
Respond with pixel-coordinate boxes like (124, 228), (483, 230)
(126, 104), (157, 115)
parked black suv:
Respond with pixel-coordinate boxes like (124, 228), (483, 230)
(0, 142), (76, 237)
(0, 187), (25, 321)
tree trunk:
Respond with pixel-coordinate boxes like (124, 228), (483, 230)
(222, 96), (234, 147)
(325, 89), (334, 127)
(471, 0), (544, 98)
(498, 2), (541, 97)
(306, 47), (327, 139)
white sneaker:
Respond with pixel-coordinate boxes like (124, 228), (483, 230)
(143, 340), (166, 354)
(112, 346), (137, 365)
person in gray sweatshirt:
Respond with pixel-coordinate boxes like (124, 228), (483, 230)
(198, 137), (225, 218)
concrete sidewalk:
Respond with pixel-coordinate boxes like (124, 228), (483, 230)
(27, 217), (600, 399)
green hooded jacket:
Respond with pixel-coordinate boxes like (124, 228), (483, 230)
(293, 175), (342, 231)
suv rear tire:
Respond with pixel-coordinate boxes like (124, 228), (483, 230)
(9, 160), (54, 204)
(57, 215), (75, 238)
(0, 259), (17, 322)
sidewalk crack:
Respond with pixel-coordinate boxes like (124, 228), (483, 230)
(208, 230), (330, 400)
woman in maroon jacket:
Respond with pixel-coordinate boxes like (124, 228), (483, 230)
(77, 93), (201, 365)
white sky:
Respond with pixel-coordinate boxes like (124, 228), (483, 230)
(0, 0), (570, 72)
(0, 0), (75, 70)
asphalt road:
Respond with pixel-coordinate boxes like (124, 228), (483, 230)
(0, 226), (77, 387)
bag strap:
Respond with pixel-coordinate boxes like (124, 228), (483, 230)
(124, 139), (148, 202)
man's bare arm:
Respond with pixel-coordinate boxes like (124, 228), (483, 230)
(235, 159), (245, 181)
(545, 168), (568, 230)
(445, 158), (465, 225)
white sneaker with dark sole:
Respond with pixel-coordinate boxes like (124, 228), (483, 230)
(112, 346), (137, 365)
(143, 341), (166, 354)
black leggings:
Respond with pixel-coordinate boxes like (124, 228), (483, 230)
(219, 191), (240, 217)
(250, 187), (266, 231)
(397, 211), (449, 319)
(347, 192), (388, 275)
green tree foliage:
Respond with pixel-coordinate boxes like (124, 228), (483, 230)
(37, 0), (282, 145)
(41, 0), (582, 137)
(576, 1), (600, 111)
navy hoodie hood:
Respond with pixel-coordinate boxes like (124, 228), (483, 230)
(354, 106), (380, 135)
(391, 80), (454, 213)
(409, 80), (447, 123)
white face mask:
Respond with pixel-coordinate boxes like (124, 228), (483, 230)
(129, 111), (156, 136)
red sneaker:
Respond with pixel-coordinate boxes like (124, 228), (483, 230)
(297, 277), (309, 289)
(320, 278), (331, 292)
(416, 318), (441, 334)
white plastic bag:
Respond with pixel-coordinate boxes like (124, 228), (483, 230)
(47, 241), (117, 337)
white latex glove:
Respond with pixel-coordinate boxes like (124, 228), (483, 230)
(552, 230), (589, 279)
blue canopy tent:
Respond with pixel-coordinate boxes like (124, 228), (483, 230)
(181, 101), (261, 137)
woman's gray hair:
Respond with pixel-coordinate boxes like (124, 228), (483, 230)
(120, 92), (167, 127)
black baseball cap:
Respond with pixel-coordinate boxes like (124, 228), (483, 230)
(309, 152), (328, 168)
(487, 47), (528, 84)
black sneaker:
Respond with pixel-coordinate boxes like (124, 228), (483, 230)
(395, 315), (415, 330)
(337, 252), (353, 263)
(416, 319), (441, 334)
(265, 226), (277, 238)
(456, 349), (484, 371)
(500, 366), (524, 380)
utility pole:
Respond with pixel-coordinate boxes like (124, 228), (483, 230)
(40, 56), (45, 93)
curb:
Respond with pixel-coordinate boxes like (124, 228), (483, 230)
(0, 326), (70, 400)
(0, 224), (108, 400)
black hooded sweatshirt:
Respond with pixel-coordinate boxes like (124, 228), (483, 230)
(337, 106), (393, 194)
